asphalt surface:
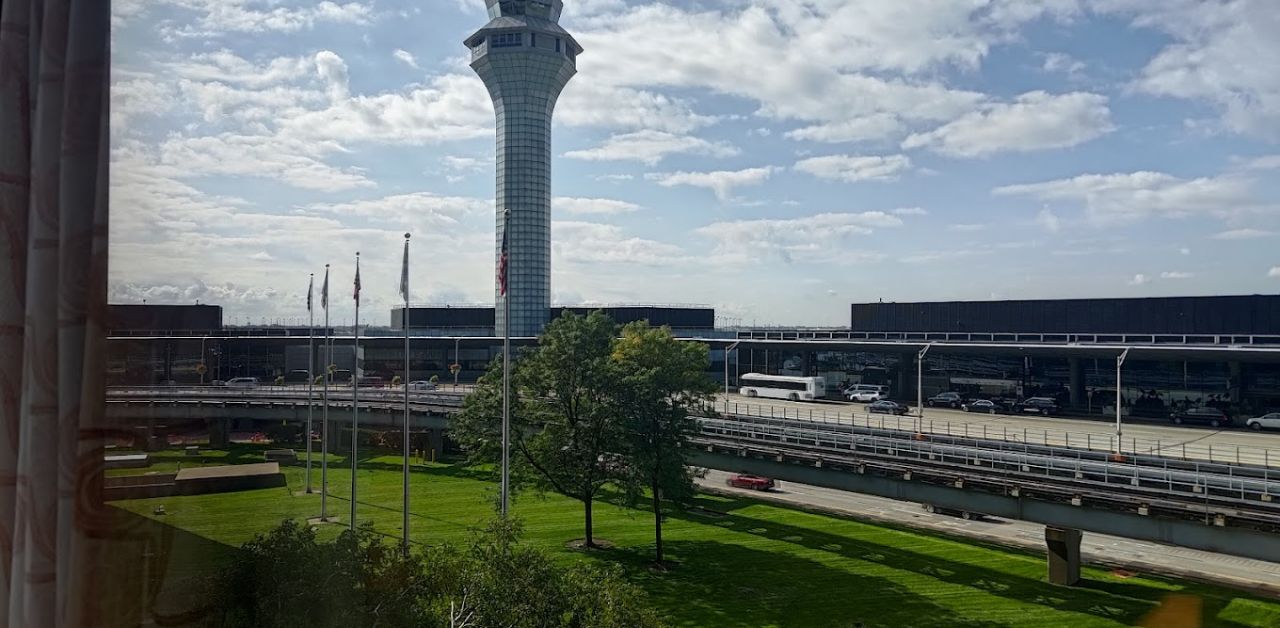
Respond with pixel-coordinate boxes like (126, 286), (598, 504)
(716, 393), (1280, 468)
(696, 469), (1280, 595)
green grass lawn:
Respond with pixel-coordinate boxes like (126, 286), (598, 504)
(113, 445), (1280, 628)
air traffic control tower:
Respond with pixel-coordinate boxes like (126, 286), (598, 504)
(467, 0), (582, 336)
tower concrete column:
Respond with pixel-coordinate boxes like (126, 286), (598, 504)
(468, 1), (581, 337)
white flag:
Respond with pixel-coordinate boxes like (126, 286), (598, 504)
(399, 236), (410, 302)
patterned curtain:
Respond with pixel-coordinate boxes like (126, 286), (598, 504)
(0, 0), (111, 626)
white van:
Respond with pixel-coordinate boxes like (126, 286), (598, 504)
(844, 384), (887, 402)
(225, 377), (259, 389)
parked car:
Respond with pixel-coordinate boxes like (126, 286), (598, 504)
(1172, 406), (1230, 428)
(844, 384), (886, 402)
(921, 503), (986, 521)
(224, 377), (258, 389)
(407, 380), (437, 391)
(868, 400), (909, 415)
(927, 392), (963, 409)
(725, 474), (775, 491)
(962, 399), (1000, 414)
(1015, 397), (1059, 416)
(1246, 413), (1280, 431)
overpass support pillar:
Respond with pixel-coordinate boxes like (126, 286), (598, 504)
(425, 429), (445, 462)
(1229, 361), (1244, 404)
(208, 419), (229, 449)
(897, 352), (916, 399)
(1045, 526), (1082, 586)
(1069, 358), (1085, 409)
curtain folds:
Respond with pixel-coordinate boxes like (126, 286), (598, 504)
(0, 0), (110, 625)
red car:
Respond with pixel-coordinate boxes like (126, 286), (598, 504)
(726, 474), (776, 491)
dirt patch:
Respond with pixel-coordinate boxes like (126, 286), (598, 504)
(565, 538), (616, 551)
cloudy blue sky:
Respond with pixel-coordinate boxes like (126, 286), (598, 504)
(110, 0), (1280, 327)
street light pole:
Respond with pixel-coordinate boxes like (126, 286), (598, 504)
(1115, 347), (1131, 460)
(916, 343), (932, 435)
(724, 342), (740, 398)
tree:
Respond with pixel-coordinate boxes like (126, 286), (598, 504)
(452, 311), (623, 547)
(205, 518), (661, 628)
(612, 322), (717, 565)
(421, 518), (661, 628)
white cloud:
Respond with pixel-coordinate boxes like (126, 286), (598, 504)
(647, 167), (775, 201)
(1036, 207), (1062, 233)
(695, 211), (902, 265)
(553, 197), (642, 216)
(314, 51), (350, 102)
(1128, 274), (1151, 286)
(994, 171), (1258, 224)
(564, 130), (738, 165)
(948, 224), (986, 232)
(552, 222), (686, 266)
(281, 72), (494, 145)
(1211, 228), (1275, 240)
(153, 0), (372, 37)
(559, 83), (714, 134)
(249, 252), (275, 262)
(1100, 0), (1280, 140)
(1160, 271), (1193, 280)
(304, 193), (487, 224)
(1180, 247), (1192, 255)
(785, 114), (903, 144)
(795, 154), (913, 183)
(902, 91), (1113, 157)
(393, 49), (420, 69)
(1270, 267), (1280, 278)
(156, 133), (373, 192)
(892, 207), (929, 216)
(1042, 52), (1086, 78)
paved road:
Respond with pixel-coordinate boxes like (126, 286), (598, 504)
(696, 469), (1280, 595)
(716, 393), (1280, 468)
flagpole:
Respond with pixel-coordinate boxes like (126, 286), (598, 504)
(351, 252), (361, 531)
(402, 234), (411, 556)
(501, 209), (511, 517)
(306, 273), (315, 494)
(321, 265), (331, 521)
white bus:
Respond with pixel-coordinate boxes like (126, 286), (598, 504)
(738, 373), (825, 402)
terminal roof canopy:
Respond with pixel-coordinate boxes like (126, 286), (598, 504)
(487, 0), (563, 22)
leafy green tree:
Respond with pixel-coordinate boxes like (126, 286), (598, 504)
(205, 518), (661, 628)
(421, 518), (661, 627)
(612, 322), (718, 565)
(452, 311), (622, 547)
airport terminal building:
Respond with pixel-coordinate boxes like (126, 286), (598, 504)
(107, 295), (1280, 416)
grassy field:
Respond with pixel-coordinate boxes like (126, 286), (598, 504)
(112, 445), (1280, 627)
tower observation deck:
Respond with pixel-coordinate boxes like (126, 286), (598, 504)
(466, 0), (582, 337)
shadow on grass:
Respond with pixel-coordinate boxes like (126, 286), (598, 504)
(624, 491), (1262, 628)
(618, 539), (1010, 628)
(101, 506), (239, 627)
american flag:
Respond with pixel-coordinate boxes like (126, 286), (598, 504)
(497, 219), (509, 297)
(353, 254), (361, 303)
(307, 274), (313, 312)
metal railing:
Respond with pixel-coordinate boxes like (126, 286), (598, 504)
(733, 329), (1280, 346)
(716, 400), (1280, 469)
(697, 414), (1280, 508)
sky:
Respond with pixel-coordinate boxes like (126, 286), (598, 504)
(110, 0), (1280, 328)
